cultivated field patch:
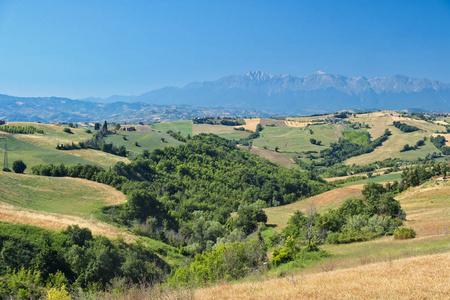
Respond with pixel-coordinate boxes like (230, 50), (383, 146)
(235, 118), (260, 131)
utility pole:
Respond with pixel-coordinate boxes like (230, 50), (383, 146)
(3, 140), (9, 171)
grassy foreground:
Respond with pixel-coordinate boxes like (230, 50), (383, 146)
(196, 251), (450, 299)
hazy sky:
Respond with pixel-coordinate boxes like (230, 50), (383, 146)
(1, 0), (449, 99)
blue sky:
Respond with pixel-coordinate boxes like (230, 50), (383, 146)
(0, 0), (449, 99)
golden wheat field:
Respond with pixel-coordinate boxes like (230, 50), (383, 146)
(195, 252), (450, 300)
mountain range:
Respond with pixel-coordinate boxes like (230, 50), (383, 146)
(85, 71), (450, 113)
(1, 71), (450, 123)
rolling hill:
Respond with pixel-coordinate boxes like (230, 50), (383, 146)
(0, 113), (449, 299)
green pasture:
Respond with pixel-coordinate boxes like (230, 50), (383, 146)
(105, 130), (184, 156)
(253, 124), (339, 153)
(151, 120), (193, 136)
(342, 172), (403, 187)
(0, 172), (121, 217)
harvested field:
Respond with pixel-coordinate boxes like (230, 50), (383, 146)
(397, 179), (450, 236)
(284, 120), (309, 127)
(435, 120), (449, 126)
(196, 252), (450, 300)
(259, 118), (287, 127)
(235, 118), (260, 131)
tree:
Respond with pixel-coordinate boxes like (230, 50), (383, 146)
(305, 205), (318, 250)
(235, 201), (267, 234)
(102, 121), (108, 134)
(94, 123), (100, 130)
(62, 128), (72, 134)
(12, 160), (27, 173)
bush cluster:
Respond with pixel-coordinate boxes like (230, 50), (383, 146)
(393, 227), (416, 239)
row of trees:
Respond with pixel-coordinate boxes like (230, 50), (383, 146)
(0, 125), (44, 134)
(56, 126), (128, 157)
(400, 137), (426, 152)
(192, 117), (245, 126)
(393, 121), (419, 132)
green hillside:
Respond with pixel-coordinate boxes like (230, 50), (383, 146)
(1, 114), (449, 298)
(0, 172), (125, 217)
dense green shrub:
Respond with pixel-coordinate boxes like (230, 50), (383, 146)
(0, 222), (168, 294)
(169, 234), (267, 286)
(62, 128), (73, 134)
(393, 227), (416, 239)
(12, 160), (27, 173)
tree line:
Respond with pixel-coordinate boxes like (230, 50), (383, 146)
(393, 121), (419, 132)
(0, 125), (44, 134)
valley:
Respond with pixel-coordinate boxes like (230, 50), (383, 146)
(0, 110), (449, 299)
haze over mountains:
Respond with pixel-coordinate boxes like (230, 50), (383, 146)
(88, 71), (450, 112)
(2, 71), (450, 122)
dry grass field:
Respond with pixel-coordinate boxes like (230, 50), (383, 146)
(284, 120), (310, 127)
(0, 201), (134, 241)
(236, 118), (261, 131)
(265, 185), (364, 231)
(196, 252), (450, 299)
(397, 179), (450, 236)
(238, 145), (296, 168)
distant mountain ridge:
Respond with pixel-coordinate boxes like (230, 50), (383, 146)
(1, 71), (450, 123)
(0, 94), (271, 123)
(87, 71), (450, 113)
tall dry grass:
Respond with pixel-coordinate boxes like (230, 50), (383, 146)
(195, 252), (450, 299)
